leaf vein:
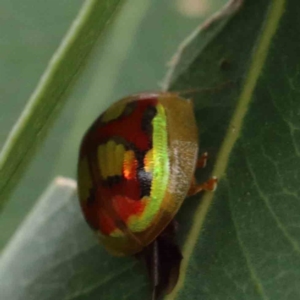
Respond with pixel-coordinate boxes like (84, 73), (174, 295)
(244, 149), (300, 254)
(226, 179), (269, 300)
(63, 262), (137, 300)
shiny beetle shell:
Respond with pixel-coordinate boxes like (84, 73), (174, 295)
(77, 92), (198, 255)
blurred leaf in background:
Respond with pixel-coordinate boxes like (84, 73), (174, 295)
(0, 0), (82, 146)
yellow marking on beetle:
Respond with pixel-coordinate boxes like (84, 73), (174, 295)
(106, 140), (116, 177)
(144, 149), (154, 173)
(101, 102), (126, 123)
(115, 144), (126, 176)
(109, 228), (124, 237)
(98, 141), (127, 179)
(123, 150), (137, 179)
(127, 196), (150, 231)
(78, 158), (93, 202)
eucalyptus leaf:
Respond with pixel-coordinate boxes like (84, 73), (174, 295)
(0, 0), (124, 211)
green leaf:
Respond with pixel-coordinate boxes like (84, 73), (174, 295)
(0, 178), (148, 299)
(2, 0), (298, 299)
(164, 0), (300, 299)
(0, 0), (124, 211)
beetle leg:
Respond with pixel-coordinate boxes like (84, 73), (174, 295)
(188, 176), (217, 196)
(196, 152), (208, 169)
(188, 152), (217, 196)
(140, 221), (182, 300)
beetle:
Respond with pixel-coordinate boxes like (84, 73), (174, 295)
(77, 92), (217, 299)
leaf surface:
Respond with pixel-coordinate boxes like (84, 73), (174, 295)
(165, 0), (300, 299)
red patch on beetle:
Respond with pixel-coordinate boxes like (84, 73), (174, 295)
(81, 186), (146, 235)
(81, 97), (158, 154)
(79, 97), (158, 235)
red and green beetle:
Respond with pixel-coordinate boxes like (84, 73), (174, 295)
(77, 92), (217, 299)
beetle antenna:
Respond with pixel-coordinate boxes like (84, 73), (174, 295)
(170, 79), (234, 98)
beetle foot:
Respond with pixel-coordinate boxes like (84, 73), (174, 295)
(188, 176), (218, 196)
(196, 152), (208, 169)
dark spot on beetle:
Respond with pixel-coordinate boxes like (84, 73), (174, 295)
(114, 219), (129, 233)
(105, 175), (122, 187)
(135, 149), (152, 199)
(135, 149), (145, 162)
(98, 101), (136, 125)
(123, 101), (137, 118)
(141, 105), (157, 138)
(86, 187), (97, 204)
(138, 169), (152, 198)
